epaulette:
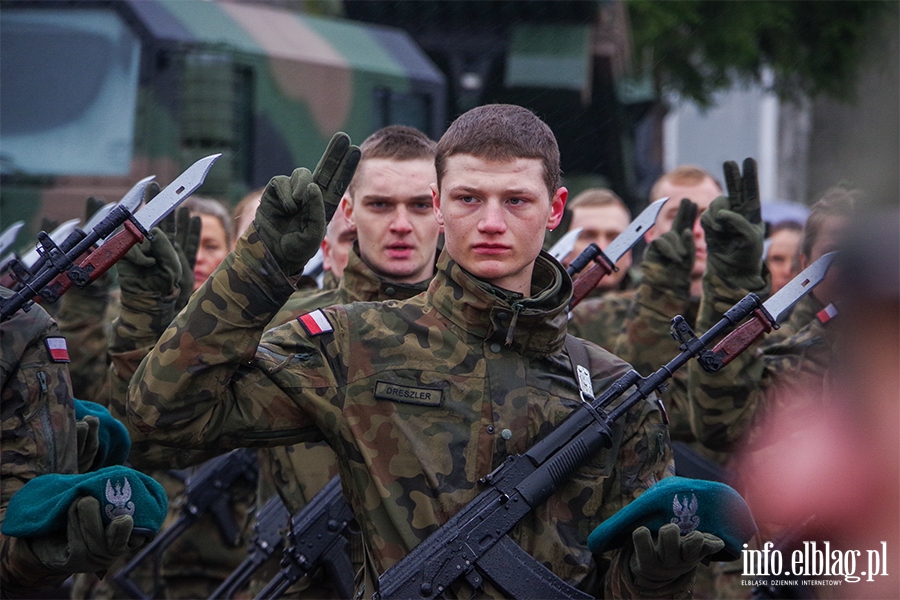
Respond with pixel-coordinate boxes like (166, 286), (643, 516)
(297, 309), (334, 336)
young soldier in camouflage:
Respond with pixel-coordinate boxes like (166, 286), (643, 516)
(128, 104), (720, 598)
(1, 287), (136, 596)
(565, 188), (638, 351)
(688, 184), (857, 453)
(255, 125), (441, 598)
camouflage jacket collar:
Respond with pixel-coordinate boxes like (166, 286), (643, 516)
(341, 244), (431, 303)
(428, 249), (574, 354)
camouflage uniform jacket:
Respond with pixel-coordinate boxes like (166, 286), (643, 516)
(263, 244), (431, 515)
(1, 286), (78, 596)
(568, 288), (635, 354)
(128, 227), (676, 598)
(612, 272), (700, 448)
(689, 270), (834, 452)
(55, 272), (120, 402)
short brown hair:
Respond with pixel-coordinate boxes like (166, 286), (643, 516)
(568, 187), (631, 218)
(359, 125), (436, 161)
(348, 125), (436, 197)
(435, 104), (561, 196)
(650, 165), (722, 202)
(802, 187), (859, 259)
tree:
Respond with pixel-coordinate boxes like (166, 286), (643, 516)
(627, 0), (892, 106)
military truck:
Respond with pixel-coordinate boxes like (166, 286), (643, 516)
(0, 0), (446, 240)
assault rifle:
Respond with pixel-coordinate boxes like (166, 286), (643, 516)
(0, 154), (219, 321)
(208, 494), (291, 599)
(113, 448), (259, 600)
(255, 476), (356, 600)
(373, 253), (836, 600)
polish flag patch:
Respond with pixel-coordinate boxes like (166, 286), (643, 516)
(298, 309), (334, 336)
(44, 337), (70, 362)
(817, 303), (839, 324)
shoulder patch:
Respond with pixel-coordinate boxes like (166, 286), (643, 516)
(44, 337), (70, 362)
(298, 309), (334, 336)
(816, 303), (839, 324)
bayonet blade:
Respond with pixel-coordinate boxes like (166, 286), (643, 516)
(0, 221), (24, 256)
(21, 218), (81, 268)
(548, 228), (582, 262)
(96, 175), (156, 242)
(133, 155), (220, 232)
(763, 251), (837, 323)
(603, 197), (667, 265)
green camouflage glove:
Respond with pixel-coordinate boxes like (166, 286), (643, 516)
(75, 416), (100, 474)
(254, 132), (360, 275)
(629, 523), (725, 592)
(642, 198), (698, 298)
(117, 227), (181, 298)
(27, 496), (138, 575)
(701, 158), (767, 290)
(161, 207), (201, 311)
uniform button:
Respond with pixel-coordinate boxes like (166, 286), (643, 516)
(486, 425), (495, 434)
(501, 429), (512, 440)
(496, 311), (509, 321)
(385, 286), (396, 296)
(490, 343), (501, 353)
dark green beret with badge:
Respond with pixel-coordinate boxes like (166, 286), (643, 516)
(1, 465), (167, 539)
(588, 476), (757, 561)
(75, 399), (132, 469)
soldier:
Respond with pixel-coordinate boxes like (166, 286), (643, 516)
(565, 188), (638, 351)
(1, 287), (137, 597)
(255, 124), (441, 597)
(688, 184), (858, 454)
(128, 104), (722, 598)
(183, 195), (233, 292)
(764, 220), (803, 295)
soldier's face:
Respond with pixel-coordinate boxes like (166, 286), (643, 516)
(433, 154), (566, 295)
(343, 158), (439, 284)
(193, 214), (230, 291)
(646, 178), (721, 279)
(322, 204), (357, 278)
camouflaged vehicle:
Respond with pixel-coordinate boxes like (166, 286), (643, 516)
(0, 0), (446, 242)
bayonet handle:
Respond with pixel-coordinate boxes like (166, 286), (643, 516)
(570, 253), (615, 309)
(40, 221), (145, 303)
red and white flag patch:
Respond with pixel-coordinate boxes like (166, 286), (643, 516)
(45, 337), (70, 362)
(817, 303), (839, 324)
(298, 309), (334, 336)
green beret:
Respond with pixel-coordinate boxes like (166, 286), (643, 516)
(2, 466), (167, 539)
(74, 399), (132, 469)
(588, 476), (757, 561)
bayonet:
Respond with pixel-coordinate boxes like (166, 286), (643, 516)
(26, 176), (155, 282)
(0, 221), (24, 257)
(697, 252), (838, 371)
(0, 155), (219, 320)
(20, 218), (81, 269)
(568, 197), (668, 308)
(547, 228), (582, 263)
(41, 155), (219, 301)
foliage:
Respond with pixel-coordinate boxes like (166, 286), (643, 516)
(626, 0), (892, 106)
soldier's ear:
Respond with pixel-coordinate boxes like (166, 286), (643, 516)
(431, 184), (444, 226)
(340, 195), (354, 226)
